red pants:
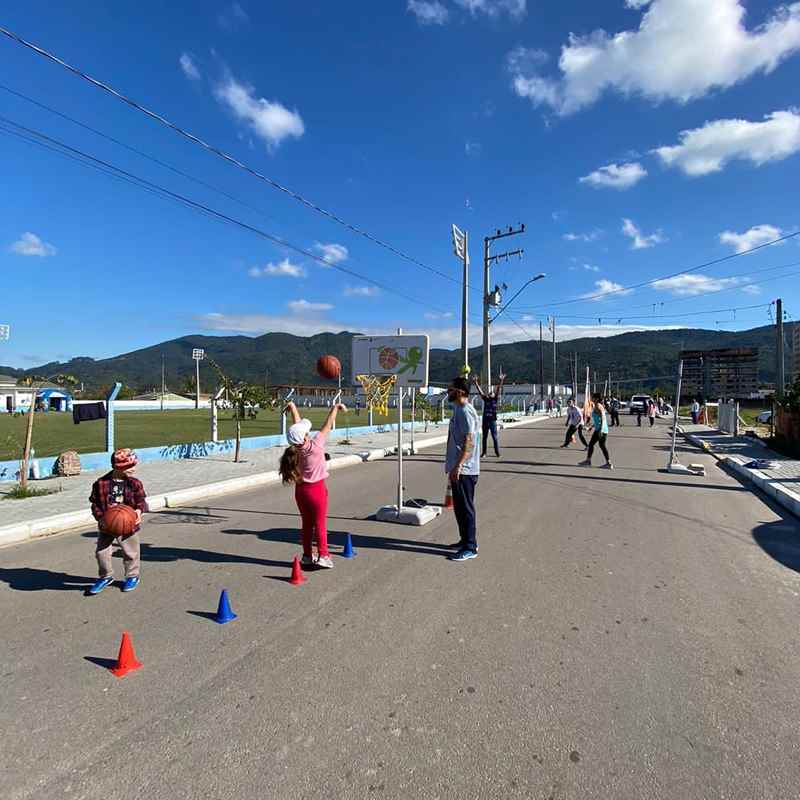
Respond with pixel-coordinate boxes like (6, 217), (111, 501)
(294, 480), (329, 557)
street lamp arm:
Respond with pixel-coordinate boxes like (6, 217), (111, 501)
(489, 274), (545, 324)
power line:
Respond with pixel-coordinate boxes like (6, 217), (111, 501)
(0, 26), (468, 293)
(513, 259), (800, 316)
(519, 231), (800, 311)
(0, 113), (460, 320)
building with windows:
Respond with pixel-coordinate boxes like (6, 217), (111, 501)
(679, 348), (759, 400)
(0, 374), (73, 413)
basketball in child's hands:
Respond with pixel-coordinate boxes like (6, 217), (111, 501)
(102, 505), (138, 537)
(316, 355), (341, 381)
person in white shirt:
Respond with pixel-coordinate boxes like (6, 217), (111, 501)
(561, 398), (589, 448)
(691, 399), (700, 424)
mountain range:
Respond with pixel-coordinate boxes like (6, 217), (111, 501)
(1, 324), (794, 396)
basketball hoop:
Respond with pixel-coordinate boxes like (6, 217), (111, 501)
(356, 374), (396, 416)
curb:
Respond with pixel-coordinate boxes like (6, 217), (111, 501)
(678, 426), (800, 520)
(0, 416), (547, 549)
(722, 456), (800, 519)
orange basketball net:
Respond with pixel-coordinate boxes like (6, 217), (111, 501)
(356, 374), (396, 417)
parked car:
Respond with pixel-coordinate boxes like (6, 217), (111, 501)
(756, 410), (772, 424)
(629, 394), (652, 414)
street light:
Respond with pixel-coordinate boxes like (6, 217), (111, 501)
(489, 274), (546, 324)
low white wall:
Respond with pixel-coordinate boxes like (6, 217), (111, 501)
(72, 399), (212, 411)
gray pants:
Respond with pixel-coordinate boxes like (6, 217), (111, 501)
(96, 532), (140, 578)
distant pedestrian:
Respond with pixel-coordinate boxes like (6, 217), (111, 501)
(279, 400), (346, 569)
(636, 402), (644, 427)
(562, 398), (589, 448)
(87, 449), (148, 595)
(446, 376), (481, 562)
(473, 371), (505, 458)
(691, 399), (700, 425)
(609, 396), (621, 427)
(579, 395), (613, 469)
(648, 399), (657, 427)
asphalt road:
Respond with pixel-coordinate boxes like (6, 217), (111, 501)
(1, 416), (799, 800)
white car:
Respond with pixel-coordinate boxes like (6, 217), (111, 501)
(756, 410), (772, 424)
(629, 394), (652, 414)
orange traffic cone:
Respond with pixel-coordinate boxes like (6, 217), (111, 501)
(289, 555), (306, 586)
(444, 482), (454, 510)
(110, 631), (143, 678)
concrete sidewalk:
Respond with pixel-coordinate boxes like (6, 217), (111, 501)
(0, 414), (544, 547)
(680, 423), (800, 519)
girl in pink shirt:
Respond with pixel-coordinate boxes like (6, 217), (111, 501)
(279, 401), (346, 569)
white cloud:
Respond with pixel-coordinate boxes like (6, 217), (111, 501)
(218, 2), (249, 30)
(622, 218), (665, 249)
(465, 140), (482, 157)
(719, 224), (785, 253)
(408, 0), (449, 25)
(582, 279), (634, 301)
(312, 242), (348, 265)
(10, 232), (56, 257)
(583, 264), (600, 272)
(454, 0), (527, 18)
(179, 53), (201, 81)
(654, 110), (800, 176)
(652, 274), (743, 296)
(249, 258), (306, 278)
(508, 0), (800, 115)
(579, 162), (647, 190)
(424, 311), (455, 320)
(288, 299), (334, 314)
(563, 229), (602, 243)
(344, 286), (380, 297)
(214, 74), (304, 149)
(741, 284), (762, 295)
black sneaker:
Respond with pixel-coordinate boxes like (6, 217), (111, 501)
(448, 542), (479, 552)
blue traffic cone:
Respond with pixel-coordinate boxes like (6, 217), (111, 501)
(214, 589), (237, 624)
(341, 533), (357, 558)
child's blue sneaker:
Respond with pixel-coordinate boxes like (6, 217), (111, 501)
(87, 576), (114, 595)
(121, 576), (140, 593)
(449, 549), (478, 562)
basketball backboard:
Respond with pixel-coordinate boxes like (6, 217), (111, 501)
(351, 335), (429, 387)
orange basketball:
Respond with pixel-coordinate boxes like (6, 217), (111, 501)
(316, 355), (341, 381)
(103, 504), (138, 537)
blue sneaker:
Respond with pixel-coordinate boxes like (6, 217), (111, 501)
(87, 576), (114, 595)
(449, 549), (478, 562)
(121, 576), (140, 593)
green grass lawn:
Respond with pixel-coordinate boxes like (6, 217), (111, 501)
(0, 408), (418, 461)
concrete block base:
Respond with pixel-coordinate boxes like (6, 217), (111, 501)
(375, 504), (442, 526)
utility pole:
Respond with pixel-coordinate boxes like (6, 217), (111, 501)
(160, 353), (165, 412)
(548, 316), (556, 398)
(776, 298), (785, 399)
(483, 224), (525, 388)
(452, 224), (470, 372)
(539, 321), (544, 400)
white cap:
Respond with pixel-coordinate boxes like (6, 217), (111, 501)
(287, 419), (312, 445)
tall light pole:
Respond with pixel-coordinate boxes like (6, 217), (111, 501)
(192, 348), (204, 409)
(547, 317), (556, 398)
(483, 224), (525, 388)
(452, 224), (470, 373)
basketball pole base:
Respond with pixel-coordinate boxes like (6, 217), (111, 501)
(375, 505), (442, 526)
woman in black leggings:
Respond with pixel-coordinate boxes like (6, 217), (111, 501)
(579, 395), (613, 469)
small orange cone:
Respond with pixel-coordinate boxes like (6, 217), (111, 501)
(110, 631), (142, 678)
(289, 555), (306, 586)
(444, 482), (454, 510)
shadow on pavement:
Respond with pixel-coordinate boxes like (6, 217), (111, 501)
(138, 542), (291, 569)
(752, 519), (800, 573)
(148, 508), (229, 525)
(0, 567), (92, 592)
(84, 655), (117, 670)
(222, 526), (451, 557)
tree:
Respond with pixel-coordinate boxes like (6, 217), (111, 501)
(206, 358), (268, 462)
(17, 373), (78, 490)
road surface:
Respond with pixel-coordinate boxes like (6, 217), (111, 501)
(1, 417), (798, 799)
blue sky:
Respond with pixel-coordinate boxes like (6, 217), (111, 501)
(2, 0), (800, 368)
